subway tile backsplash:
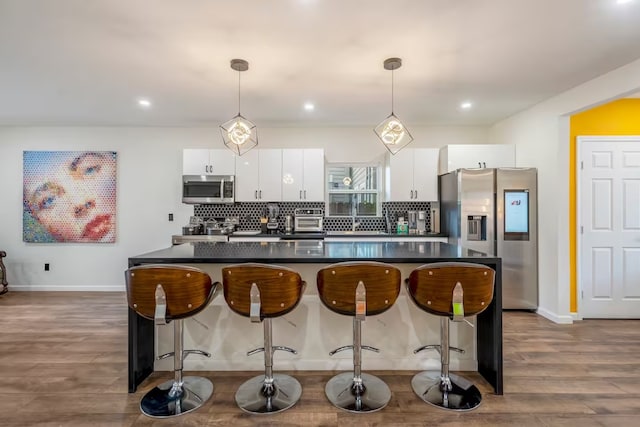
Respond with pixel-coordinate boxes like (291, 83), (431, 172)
(194, 201), (432, 232)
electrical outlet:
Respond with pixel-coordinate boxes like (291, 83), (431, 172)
(44, 263), (50, 271)
(168, 213), (174, 222)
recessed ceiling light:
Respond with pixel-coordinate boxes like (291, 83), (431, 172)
(137, 98), (152, 108)
(460, 101), (473, 110)
(304, 102), (315, 111)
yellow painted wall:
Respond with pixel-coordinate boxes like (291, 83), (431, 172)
(569, 98), (640, 312)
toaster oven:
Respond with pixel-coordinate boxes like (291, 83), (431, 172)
(294, 208), (324, 232)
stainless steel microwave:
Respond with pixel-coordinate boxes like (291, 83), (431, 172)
(182, 175), (235, 204)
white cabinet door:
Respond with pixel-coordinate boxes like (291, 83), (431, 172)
(302, 148), (325, 201)
(387, 148), (438, 201)
(412, 148), (439, 201)
(183, 149), (236, 175)
(439, 144), (515, 174)
(388, 149), (414, 201)
(282, 149), (304, 201)
(482, 145), (516, 169)
(183, 149), (210, 175)
(209, 149), (236, 175)
(235, 150), (260, 201)
(282, 148), (325, 201)
(258, 149), (282, 201)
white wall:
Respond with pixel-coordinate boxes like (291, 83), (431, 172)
(490, 58), (640, 323)
(0, 125), (488, 291)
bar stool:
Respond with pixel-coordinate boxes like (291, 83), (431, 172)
(316, 261), (401, 413)
(406, 262), (495, 411)
(125, 264), (218, 418)
(222, 263), (305, 414)
(0, 251), (7, 295)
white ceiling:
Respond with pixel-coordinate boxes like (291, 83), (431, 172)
(1, 0), (640, 127)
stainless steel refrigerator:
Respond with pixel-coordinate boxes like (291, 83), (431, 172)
(439, 168), (538, 309)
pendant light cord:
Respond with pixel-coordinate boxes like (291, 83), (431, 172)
(237, 70), (241, 116)
(391, 67), (395, 115)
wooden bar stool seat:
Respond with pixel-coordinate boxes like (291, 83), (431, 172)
(316, 261), (401, 413)
(222, 263), (306, 414)
(125, 264), (218, 418)
(407, 262), (495, 411)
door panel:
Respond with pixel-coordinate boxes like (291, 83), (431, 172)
(579, 137), (640, 318)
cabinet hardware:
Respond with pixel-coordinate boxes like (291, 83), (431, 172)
(259, 190), (262, 199)
(483, 162), (486, 168)
(304, 190), (307, 199)
(478, 162), (482, 168)
(254, 190), (258, 200)
(300, 190), (303, 199)
(410, 190), (413, 199)
(415, 190), (418, 199)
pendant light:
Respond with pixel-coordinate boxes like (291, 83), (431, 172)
(220, 59), (258, 156)
(374, 57), (413, 155)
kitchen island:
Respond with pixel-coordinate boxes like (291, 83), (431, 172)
(128, 240), (502, 394)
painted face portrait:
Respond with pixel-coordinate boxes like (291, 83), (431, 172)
(23, 151), (117, 243)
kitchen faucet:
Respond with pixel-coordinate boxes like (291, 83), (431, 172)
(351, 204), (360, 231)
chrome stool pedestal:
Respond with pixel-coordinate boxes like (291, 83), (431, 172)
(235, 318), (302, 414)
(140, 319), (214, 418)
(411, 317), (481, 411)
(324, 316), (390, 413)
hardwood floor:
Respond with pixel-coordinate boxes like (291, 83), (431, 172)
(1, 291), (639, 426)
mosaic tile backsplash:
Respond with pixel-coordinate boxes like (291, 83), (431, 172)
(194, 201), (432, 232)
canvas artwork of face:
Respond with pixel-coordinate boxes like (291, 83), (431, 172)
(23, 151), (117, 243)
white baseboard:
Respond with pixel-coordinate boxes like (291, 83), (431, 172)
(536, 307), (574, 324)
(571, 312), (582, 321)
(7, 285), (124, 292)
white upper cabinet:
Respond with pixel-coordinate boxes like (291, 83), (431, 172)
(182, 149), (236, 175)
(282, 148), (325, 201)
(235, 149), (282, 201)
(387, 148), (439, 201)
(439, 144), (515, 174)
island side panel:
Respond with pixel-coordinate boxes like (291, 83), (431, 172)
(476, 259), (503, 395)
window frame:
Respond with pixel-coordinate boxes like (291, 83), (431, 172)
(325, 162), (382, 217)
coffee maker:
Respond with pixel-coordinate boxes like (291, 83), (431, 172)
(266, 203), (280, 234)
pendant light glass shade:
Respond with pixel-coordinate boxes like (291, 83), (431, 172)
(220, 113), (257, 155)
(374, 58), (413, 155)
(220, 59), (257, 156)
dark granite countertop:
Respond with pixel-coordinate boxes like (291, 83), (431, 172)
(131, 241), (496, 264)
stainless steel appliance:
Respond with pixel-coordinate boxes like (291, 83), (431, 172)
(439, 168), (538, 309)
(429, 202), (440, 233)
(172, 234), (228, 244)
(407, 211), (417, 234)
(182, 175), (235, 204)
(294, 208), (324, 232)
(417, 210), (427, 235)
(266, 203), (280, 234)
(284, 215), (294, 234)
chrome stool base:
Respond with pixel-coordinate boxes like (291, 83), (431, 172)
(325, 372), (391, 413)
(411, 370), (482, 411)
(140, 376), (214, 418)
(235, 373), (302, 414)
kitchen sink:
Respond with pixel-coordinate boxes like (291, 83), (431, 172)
(326, 230), (388, 235)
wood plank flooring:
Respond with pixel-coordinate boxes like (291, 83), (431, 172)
(1, 291), (639, 426)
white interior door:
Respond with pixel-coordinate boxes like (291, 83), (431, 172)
(578, 136), (640, 318)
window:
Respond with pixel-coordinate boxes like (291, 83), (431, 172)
(326, 164), (380, 216)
